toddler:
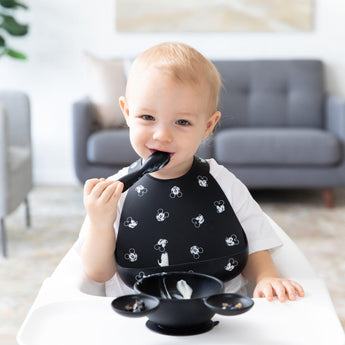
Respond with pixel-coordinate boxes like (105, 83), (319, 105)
(79, 42), (304, 302)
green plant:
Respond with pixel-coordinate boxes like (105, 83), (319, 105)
(0, 0), (28, 60)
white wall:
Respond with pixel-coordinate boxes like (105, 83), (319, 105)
(1, 0), (345, 185)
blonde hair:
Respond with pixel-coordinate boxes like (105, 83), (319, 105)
(127, 42), (222, 114)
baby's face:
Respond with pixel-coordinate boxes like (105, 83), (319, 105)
(121, 66), (220, 179)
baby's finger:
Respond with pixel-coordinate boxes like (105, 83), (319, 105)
(99, 182), (118, 202)
(262, 284), (274, 302)
(291, 280), (305, 298)
(113, 182), (124, 199)
(272, 281), (286, 302)
(84, 178), (101, 195)
(91, 180), (114, 198)
(254, 289), (266, 299)
(282, 280), (297, 301)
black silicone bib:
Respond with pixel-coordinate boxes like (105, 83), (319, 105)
(115, 157), (248, 287)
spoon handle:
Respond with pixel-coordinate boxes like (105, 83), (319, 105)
(117, 151), (170, 192)
(118, 170), (144, 192)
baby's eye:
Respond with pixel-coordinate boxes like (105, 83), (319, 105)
(176, 119), (190, 126)
(141, 115), (155, 121)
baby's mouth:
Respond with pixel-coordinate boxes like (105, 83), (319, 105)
(149, 149), (174, 159)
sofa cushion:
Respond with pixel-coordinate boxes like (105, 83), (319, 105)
(213, 60), (324, 129)
(84, 53), (127, 128)
(214, 128), (341, 166)
(87, 129), (139, 165)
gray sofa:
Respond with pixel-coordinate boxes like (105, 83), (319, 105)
(72, 60), (345, 206)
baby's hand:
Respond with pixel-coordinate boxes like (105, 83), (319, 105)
(254, 277), (304, 302)
(83, 178), (123, 228)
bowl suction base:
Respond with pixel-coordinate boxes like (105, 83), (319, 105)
(145, 320), (219, 336)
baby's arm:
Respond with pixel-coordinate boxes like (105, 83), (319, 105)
(242, 250), (304, 302)
(81, 178), (123, 283)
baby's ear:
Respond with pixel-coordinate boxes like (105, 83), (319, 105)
(204, 111), (221, 139)
(119, 96), (130, 123)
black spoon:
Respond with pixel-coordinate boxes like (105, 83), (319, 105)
(118, 151), (170, 192)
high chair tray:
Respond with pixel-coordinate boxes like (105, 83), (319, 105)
(17, 278), (345, 345)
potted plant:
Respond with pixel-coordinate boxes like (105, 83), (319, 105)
(0, 0), (28, 59)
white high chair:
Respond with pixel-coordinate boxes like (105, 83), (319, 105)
(17, 215), (345, 345)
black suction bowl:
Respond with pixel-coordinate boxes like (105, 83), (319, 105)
(111, 272), (254, 336)
(134, 272), (224, 335)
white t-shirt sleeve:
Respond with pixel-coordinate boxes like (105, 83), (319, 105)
(209, 159), (282, 255)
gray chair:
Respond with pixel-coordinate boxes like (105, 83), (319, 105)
(0, 91), (32, 257)
(72, 60), (345, 206)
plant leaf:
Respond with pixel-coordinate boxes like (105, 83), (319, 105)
(0, 14), (28, 36)
(0, 0), (28, 10)
(5, 47), (26, 59)
(0, 34), (5, 46)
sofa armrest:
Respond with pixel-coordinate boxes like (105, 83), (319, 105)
(0, 91), (31, 148)
(72, 98), (99, 183)
(0, 105), (8, 162)
(0, 106), (8, 210)
(325, 94), (345, 143)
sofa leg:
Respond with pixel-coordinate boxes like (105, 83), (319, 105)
(322, 189), (334, 208)
(25, 196), (31, 228)
(1, 218), (7, 258)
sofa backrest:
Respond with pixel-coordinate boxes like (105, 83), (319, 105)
(213, 60), (324, 129)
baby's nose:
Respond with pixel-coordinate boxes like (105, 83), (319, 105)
(153, 125), (173, 143)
